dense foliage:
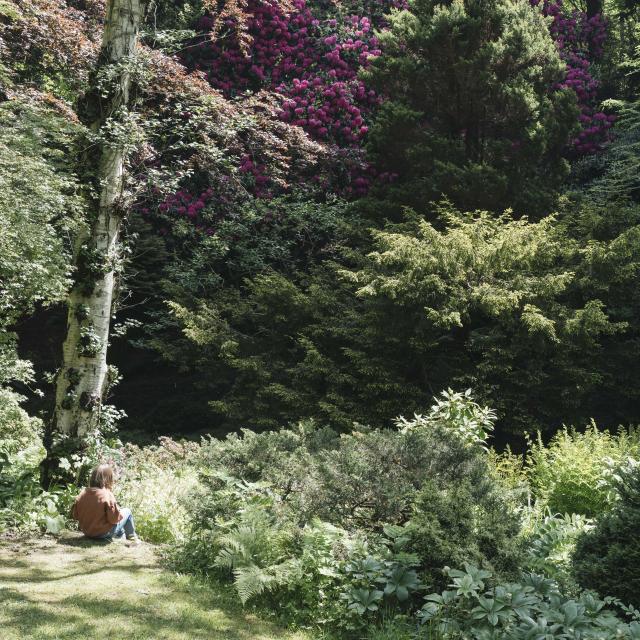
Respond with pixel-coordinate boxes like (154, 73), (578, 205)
(4, 388), (640, 637)
(140, 98), (640, 436)
(526, 425), (640, 517)
(1, 0), (640, 636)
(363, 0), (577, 218)
(166, 392), (599, 635)
(0, 97), (84, 456)
(420, 564), (640, 639)
(573, 462), (640, 607)
(114, 0), (639, 438)
(2, 0), (633, 440)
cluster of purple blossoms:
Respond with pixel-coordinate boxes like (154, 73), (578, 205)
(176, 0), (407, 197)
(145, 188), (216, 234)
(153, 0), (612, 230)
(183, 1), (396, 148)
(531, 0), (615, 154)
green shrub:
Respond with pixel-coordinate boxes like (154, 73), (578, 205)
(524, 511), (592, 590)
(487, 447), (528, 496)
(0, 441), (43, 532)
(0, 337), (43, 464)
(0, 99), (86, 534)
(397, 389), (496, 449)
(0, 387), (40, 456)
(285, 424), (507, 531)
(406, 477), (522, 590)
(117, 464), (198, 543)
(174, 484), (426, 633)
(116, 437), (201, 543)
(193, 399), (522, 573)
(0, 438), (78, 534)
(174, 391), (524, 632)
(419, 564), (640, 639)
(573, 462), (640, 607)
(526, 423), (640, 517)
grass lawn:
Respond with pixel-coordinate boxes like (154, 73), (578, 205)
(0, 533), (312, 640)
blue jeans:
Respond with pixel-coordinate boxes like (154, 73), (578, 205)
(95, 507), (136, 540)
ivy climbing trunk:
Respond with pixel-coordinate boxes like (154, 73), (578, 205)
(46, 0), (145, 475)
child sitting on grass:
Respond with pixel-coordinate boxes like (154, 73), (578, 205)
(72, 463), (141, 545)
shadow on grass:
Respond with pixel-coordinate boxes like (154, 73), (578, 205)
(0, 543), (299, 640)
(64, 593), (263, 639)
(0, 547), (158, 585)
(0, 588), (97, 639)
(0, 581), (287, 640)
(0, 562), (158, 584)
(57, 536), (112, 548)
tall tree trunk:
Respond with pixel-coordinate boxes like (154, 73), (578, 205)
(42, 0), (144, 484)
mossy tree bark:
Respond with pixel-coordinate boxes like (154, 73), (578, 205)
(42, 0), (145, 484)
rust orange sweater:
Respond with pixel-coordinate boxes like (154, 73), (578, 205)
(71, 487), (122, 537)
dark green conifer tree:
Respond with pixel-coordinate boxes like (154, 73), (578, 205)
(363, 0), (578, 218)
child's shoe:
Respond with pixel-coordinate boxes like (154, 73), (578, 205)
(126, 534), (141, 546)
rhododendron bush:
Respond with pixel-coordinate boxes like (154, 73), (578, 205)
(531, 0), (615, 154)
(143, 0), (614, 233)
(186, 0), (612, 156)
(185, 0), (610, 157)
(183, 0), (396, 148)
(174, 0), (405, 199)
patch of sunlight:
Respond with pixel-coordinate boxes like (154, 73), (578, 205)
(0, 534), (311, 640)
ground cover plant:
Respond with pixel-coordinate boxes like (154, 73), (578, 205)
(419, 564), (640, 640)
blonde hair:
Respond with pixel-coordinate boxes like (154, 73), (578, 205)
(89, 464), (114, 490)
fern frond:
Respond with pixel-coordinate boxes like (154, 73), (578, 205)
(234, 564), (274, 604)
(213, 549), (244, 570)
(215, 524), (263, 569)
